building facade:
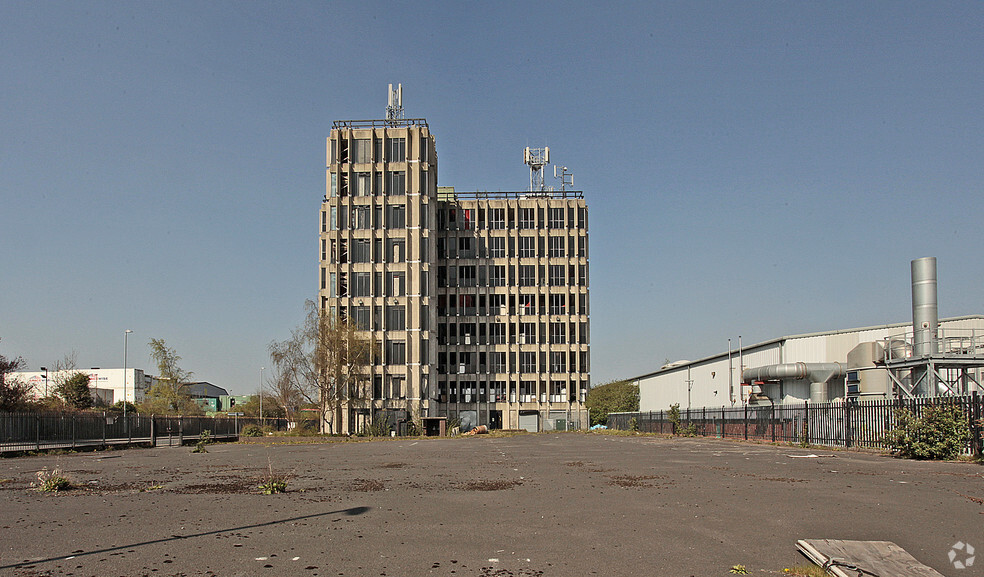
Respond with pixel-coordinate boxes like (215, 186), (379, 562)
(630, 315), (984, 412)
(12, 368), (154, 406)
(319, 115), (589, 434)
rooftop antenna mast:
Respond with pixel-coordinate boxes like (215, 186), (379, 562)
(524, 146), (550, 192)
(554, 165), (574, 191)
(386, 83), (404, 124)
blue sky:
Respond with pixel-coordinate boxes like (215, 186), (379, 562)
(2, 2), (982, 393)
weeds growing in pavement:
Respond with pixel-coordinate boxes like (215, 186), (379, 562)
(258, 458), (292, 494)
(33, 468), (72, 492)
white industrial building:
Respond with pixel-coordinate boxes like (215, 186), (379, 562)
(631, 259), (984, 412)
(632, 315), (984, 413)
(11, 368), (155, 406)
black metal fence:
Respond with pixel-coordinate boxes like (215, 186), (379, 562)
(608, 393), (983, 455)
(0, 411), (288, 453)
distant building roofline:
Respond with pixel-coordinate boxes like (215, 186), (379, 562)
(624, 314), (984, 382)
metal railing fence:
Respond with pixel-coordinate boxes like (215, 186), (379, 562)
(0, 411), (287, 453)
(608, 393), (983, 455)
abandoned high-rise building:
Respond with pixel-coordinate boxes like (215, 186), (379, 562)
(319, 86), (589, 434)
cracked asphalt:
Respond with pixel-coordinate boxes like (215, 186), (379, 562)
(1, 433), (982, 576)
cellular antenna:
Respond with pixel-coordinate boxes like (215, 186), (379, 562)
(554, 165), (574, 191)
(386, 83), (404, 123)
(524, 146), (550, 192)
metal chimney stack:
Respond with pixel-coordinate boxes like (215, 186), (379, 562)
(911, 257), (939, 358)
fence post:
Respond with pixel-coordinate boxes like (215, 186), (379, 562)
(701, 407), (706, 437)
(179, 416), (184, 446)
(803, 400), (809, 445)
(35, 414), (41, 451)
(72, 413), (77, 449)
(744, 403), (748, 440)
(150, 415), (156, 447)
(771, 404), (776, 443)
(971, 391), (981, 457)
(844, 399), (853, 449)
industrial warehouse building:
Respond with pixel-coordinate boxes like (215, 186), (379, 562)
(11, 368), (154, 406)
(631, 258), (984, 412)
(319, 86), (590, 434)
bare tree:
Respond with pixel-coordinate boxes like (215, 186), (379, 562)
(269, 300), (372, 434)
(46, 351), (80, 400)
(145, 338), (199, 414)
(265, 365), (303, 423)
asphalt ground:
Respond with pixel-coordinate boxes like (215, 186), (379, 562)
(1, 433), (982, 577)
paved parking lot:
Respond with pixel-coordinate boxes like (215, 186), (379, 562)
(1, 433), (982, 576)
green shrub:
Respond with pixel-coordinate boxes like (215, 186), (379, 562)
(241, 424), (264, 437)
(628, 417), (639, 432)
(192, 430), (213, 453)
(668, 404), (681, 434)
(886, 402), (969, 460)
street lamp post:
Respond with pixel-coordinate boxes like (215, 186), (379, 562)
(123, 330), (133, 427)
(40, 367), (48, 398)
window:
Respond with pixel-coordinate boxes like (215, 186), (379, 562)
(330, 172), (338, 197)
(388, 138), (406, 162)
(352, 272), (371, 297)
(489, 265), (505, 287)
(549, 295), (565, 315)
(578, 235), (587, 258)
(519, 352), (537, 374)
(329, 206), (338, 230)
(387, 340), (406, 364)
(389, 376), (406, 399)
(351, 305), (370, 329)
(388, 239), (406, 263)
(579, 263), (588, 285)
(550, 322), (566, 344)
(353, 206), (370, 229)
(520, 295), (536, 315)
(550, 351), (566, 373)
(353, 139), (371, 163)
(489, 323), (506, 344)
(548, 236), (564, 258)
(519, 208), (535, 229)
(519, 322), (536, 344)
(489, 352), (506, 373)
(489, 208), (505, 229)
(488, 237), (505, 258)
(387, 272), (406, 296)
(458, 237), (474, 258)
(461, 209), (474, 230)
(387, 306), (406, 331)
(354, 172), (371, 196)
(352, 239), (370, 263)
(549, 264), (565, 286)
(549, 207), (565, 229)
(387, 171), (406, 196)
(519, 265), (536, 286)
(519, 236), (535, 258)
(459, 266), (476, 287)
(388, 205), (406, 229)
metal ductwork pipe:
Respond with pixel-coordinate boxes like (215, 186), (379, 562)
(911, 257), (939, 358)
(742, 362), (847, 403)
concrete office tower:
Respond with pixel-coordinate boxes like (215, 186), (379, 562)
(320, 103), (589, 434)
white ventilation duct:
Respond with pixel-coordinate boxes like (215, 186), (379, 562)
(742, 362), (847, 403)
